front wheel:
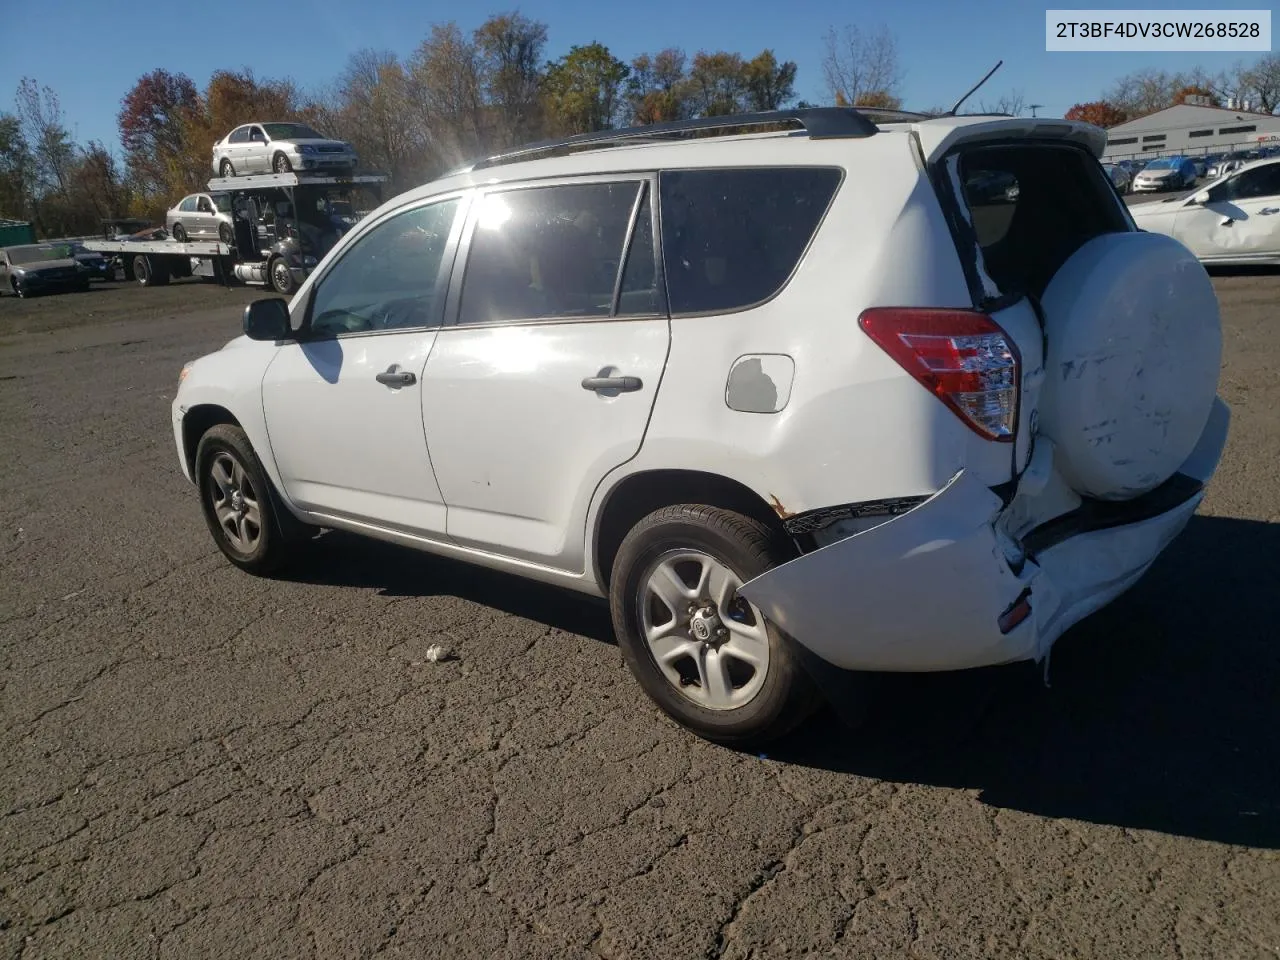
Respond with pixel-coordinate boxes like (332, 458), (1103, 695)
(273, 152), (292, 173)
(195, 424), (291, 575)
(609, 505), (817, 746)
(269, 257), (296, 295)
(220, 159), (235, 178)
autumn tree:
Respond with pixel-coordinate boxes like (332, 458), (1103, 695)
(1238, 54), (1280, 112)
(978, 89), (1026, 116)
(627, 49), (689, 124)
(742, 51), (796, 112)
(0, 113), (33, 220)
(475, 12), (549, 147)
(851, 90), (902, 109)
(821, 24), (902, 108)
(408, 23), (485, 170)
(15, 79), (74, 198)
(542, 43), (629, 135)
(330, 50), (420, 185)
(1064, 101), (1127, 128)
(686, 52), (747, 116)
(118, 69), (199, 198)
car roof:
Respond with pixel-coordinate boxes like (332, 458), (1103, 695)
(400, 115), (1104, 207)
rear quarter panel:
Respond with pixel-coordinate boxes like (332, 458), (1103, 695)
(589, 132), (983, 543)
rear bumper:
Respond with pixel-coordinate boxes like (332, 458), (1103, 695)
(739, 396), (1230, 673)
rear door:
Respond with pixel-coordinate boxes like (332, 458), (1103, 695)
(421, 176), (669, 571)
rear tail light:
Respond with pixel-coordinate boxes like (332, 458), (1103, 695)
(858, 308), (1020, 442)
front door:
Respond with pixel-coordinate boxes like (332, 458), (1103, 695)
(261, 193), (468, 535)
(1175, 161), (1280, 260)
(422, 177), (670, 571)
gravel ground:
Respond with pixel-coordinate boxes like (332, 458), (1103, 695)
(1, 275), (1278, 960)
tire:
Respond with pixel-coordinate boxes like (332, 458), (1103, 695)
(76, 280), (91, 293)
(269, 256), (296, 295)
(12, 280), (26, 298)
(171, 223), (187, 242)
(220, 159), (236, 178)
(273, 152), (292, 173)
(195, 424), (292, 575)
(132, 254), (170, 287)
(218, 223), (233, 246)
(609, 505), (817, 746)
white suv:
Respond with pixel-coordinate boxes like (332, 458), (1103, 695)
(173, 108), (1230, 745)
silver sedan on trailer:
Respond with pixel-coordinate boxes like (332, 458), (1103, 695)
(211, 122), (358, 178)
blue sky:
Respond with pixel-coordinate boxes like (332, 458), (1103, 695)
(1, 0), (1265, 151)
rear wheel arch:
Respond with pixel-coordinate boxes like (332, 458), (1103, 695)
(592, 469), (792, 590)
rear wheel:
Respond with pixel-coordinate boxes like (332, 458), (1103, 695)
(195, 424), (291, 575)
(218, 222), (234, 246)
(610, 505), (817, 745)
(171, 222), (187, 242)
(132, 254), (170, 287)
(273, 152), (292, 173)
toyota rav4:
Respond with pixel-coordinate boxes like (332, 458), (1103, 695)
(172, 108), (1230, 745)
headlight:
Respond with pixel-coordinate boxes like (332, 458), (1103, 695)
(179, 361), (194, 385)
(12, 268), (25, 276)
(303, 255), (317, 267)
(300, 144), (317, 155)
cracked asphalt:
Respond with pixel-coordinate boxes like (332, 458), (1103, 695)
(1, 275), (1278, 959)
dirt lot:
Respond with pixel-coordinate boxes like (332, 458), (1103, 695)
(1, 275), (1278, 960)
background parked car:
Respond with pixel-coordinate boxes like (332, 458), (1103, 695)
(1132, 156), (1197, 192)
(1206, 154), (1247, 179)
(64, 241), (115, 281)
(0, 243), (91, 297)
(1101, 162), (1132, 193)
(166, 192), (234, 244)
(1131, 157), (1280, 264)
(211, 122), (358, 177)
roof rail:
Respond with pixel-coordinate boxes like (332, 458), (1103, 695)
(468, 107), (881, 171)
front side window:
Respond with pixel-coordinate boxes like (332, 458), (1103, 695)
(457, 181), (642, 326)
(1225, 163), (1280, 200)
(197, 196), (213, 214)
(659, 167), (842, 315)
(307, 197), (461, 337)
(249, 126), (265, 142)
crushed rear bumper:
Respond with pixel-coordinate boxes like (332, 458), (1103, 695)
(739, 397), (1230, 673)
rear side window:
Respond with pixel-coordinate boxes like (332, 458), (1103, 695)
(949, 145), (1130, 302)
(659, 167), (842, 314)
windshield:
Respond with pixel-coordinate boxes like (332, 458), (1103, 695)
(6, 244), (74, 265)
(1145, 159), (1175, 170)
(262, 123), (324, 140)
(212, 194), (232, 213)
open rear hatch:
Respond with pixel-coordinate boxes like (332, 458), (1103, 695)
(739, 121), (1228, 672)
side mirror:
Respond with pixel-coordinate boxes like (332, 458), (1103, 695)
(1193, 190), (1211, 205)
(243, 298), (292, 341)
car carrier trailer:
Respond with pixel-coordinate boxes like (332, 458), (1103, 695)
(83, 171), (388, 295)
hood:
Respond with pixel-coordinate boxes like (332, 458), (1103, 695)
(221, 334), (254, 351)
(1139, 168), (1175, 178)
(73, 251), (105, 262)
(279, 138), (351, 149)
(12, 257), (79, 273)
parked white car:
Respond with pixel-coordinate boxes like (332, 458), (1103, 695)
(1131, 157), (1280, 264)
(211, 122), (357, 178)
(173, 109), (1230, 744)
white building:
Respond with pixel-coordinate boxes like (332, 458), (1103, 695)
(1101, 102), (1280, 161)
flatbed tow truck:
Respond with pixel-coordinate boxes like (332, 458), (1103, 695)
(84, 171), (388, 295)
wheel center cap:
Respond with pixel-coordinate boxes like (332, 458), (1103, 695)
(690, 607), (721, 643)
(230, 490), (244, 513)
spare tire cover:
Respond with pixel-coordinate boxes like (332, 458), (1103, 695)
(1038, 231), (1221, 501)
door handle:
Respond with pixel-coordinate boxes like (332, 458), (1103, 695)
(1260, 207), (1279, 215)
(582, 375), (643, 393)
(376, 364), (416, 387)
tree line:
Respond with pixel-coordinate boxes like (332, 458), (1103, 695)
(1066, 54), (1280, 127)
(1, 15), (923, 238)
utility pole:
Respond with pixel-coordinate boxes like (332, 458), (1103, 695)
(1029, 103), (1044, 118)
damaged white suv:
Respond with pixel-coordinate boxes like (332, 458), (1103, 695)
(172, 108), (1229, 745)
